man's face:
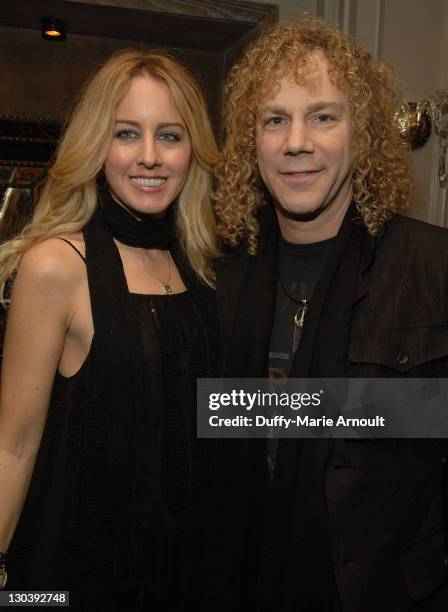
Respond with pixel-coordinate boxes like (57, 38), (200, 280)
(256, 52), (353, 224)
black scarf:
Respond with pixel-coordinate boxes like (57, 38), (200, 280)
(217, 203), (366, 610)
(97, 188), (176, 248)
(255, 205), (366, 610)
(83, 194), (178, 602)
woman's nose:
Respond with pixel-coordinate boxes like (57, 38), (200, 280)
(137, 136), (161, 168)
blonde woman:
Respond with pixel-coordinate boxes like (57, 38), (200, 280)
(0, 50), (219, 609)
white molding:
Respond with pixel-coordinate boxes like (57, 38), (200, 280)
(300, 0), (321, 18)
(372, 0), (384, 60)
(428, 0), (448, 227)
(321, 0), (382, 52)
(342, 0), (351, 32)
(428, 140), (447, 227)
(352, 0), (384, 58)
(318, 0), (384, 55)
(323, 0), (342, 26)
(320, 0), (358, 37)
(317, 0), (350, 29)
(342, 0), (358, 36)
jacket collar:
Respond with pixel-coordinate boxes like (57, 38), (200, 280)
(215, 201), (383, 376)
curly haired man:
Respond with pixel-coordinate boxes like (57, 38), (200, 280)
(214, 17), (448, 612)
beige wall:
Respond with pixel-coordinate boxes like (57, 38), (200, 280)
(244, 0), (316, 22)
(379, 0), (448, 225)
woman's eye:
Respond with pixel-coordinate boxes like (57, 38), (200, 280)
(115, 129), (139, 139)
(158, 132), (181, 143)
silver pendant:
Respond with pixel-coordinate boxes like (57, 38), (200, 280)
(293, 301), (308, 328)
(163, 281), (174, 295)
(0, 565), (7, 589)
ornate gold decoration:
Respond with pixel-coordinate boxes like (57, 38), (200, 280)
(418, 91), (448, 188)
(397, 92), (448, 188)
(396, 102), (432, 150)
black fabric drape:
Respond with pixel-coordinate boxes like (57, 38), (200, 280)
(84, 211), (177, 602)
(274, 208), (364, 611)
(97, 188), (176, 248)
(217, 203), (366, 610)
(84, 203), (218, 603)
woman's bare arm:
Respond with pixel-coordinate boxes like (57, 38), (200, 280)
(0, 241), (73, 552)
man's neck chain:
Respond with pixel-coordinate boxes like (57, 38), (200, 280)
(278, 271), (309, 328)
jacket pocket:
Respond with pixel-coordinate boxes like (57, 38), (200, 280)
(349, 327), (448, 374)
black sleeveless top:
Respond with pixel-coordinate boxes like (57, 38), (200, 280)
(9, 248), (217, 611)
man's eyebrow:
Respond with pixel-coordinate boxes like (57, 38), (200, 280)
(306, 101), (346, 113)
(258, 101), (346, 115)
(258, 105), (289, 115)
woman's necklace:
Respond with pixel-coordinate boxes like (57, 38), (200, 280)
(278, 271), (309, 328)
(137, 249), (173, 295)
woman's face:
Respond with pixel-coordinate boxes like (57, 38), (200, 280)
(104, 75), (192, 217)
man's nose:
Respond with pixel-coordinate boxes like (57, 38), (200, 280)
(137, 136), (161, 168)
(284, 119), (314, 155)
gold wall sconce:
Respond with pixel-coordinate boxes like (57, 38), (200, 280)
(396, 102), (432, 149)
(397, 90), (448, 188)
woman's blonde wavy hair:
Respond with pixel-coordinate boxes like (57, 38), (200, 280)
(214, 17), (411, 253)
(0, 50), (219, 285)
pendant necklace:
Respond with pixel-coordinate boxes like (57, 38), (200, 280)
(278, 272), (309, 354)
(138, 249), (174, 295)
(160, 251), (173, 294)
(278, 271), (309, 328)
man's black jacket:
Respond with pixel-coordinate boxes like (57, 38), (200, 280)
(214, 206), (448, 611)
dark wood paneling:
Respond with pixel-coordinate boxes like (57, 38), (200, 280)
(0, 26), (224, 128)
(0, 1), (277, 136)
(62, 0), (276, 23)
(0, 0), (276, 49)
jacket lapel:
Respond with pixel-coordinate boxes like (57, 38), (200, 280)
(216, 205), (279, 377)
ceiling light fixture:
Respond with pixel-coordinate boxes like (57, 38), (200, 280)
(41, 17), (66, 41)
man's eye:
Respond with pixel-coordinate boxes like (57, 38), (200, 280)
(115, 129), (139, 139)
(265, 116), (284, 126)
(158, 132), (181, 143)
(315, 114), (335, 123)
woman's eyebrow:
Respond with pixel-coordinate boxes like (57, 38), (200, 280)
(156, 122), (186, 129)
(115, 119), (185, 129)
(115, 119), (140, 125)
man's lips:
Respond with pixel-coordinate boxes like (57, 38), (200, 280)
(280, 170), (322, 175)
(279, 169), (323, 182)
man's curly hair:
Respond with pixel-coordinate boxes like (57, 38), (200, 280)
(214, 17), (411, 253)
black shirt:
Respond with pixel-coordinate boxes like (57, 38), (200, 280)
(268, 234), (335, 379)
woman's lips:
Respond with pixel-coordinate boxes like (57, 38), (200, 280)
(129, 176), (168, 192)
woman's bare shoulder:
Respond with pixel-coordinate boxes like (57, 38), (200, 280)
(57, 232), (85, 258)
(18, 233), (86, 289)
